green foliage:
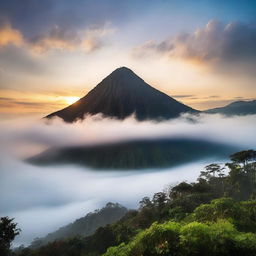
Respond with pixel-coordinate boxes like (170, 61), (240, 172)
(104, 220), (256, 256)
(104, 222), (181, 256)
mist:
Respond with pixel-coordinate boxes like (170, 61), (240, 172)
(0, 113), (255, 246)
(1, 113), (256, 157)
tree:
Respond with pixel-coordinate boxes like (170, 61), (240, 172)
(226, 150), (256, 199)
(139, 197), (152, 210)
(169, 182), (193, 199)
(0, 217), (20, 256)
(152, 192), (168, 208)
(230, 150), (256, 167)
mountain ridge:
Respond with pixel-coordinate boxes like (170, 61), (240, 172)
(206, 100), (256, 115)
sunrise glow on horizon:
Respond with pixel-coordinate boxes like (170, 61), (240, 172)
(0, 0), (255, 118)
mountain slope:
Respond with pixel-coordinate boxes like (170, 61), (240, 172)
(206, 100), (256, 115)
(46, 67), (198, 122)
(30, 203), (128, 248)
(27, 138), (237, 170)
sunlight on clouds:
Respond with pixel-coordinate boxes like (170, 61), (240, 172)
(0, 24), (23, 47)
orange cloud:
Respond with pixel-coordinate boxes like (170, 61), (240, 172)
(0, 24), (23, 47)
(0, 22), (114, 54)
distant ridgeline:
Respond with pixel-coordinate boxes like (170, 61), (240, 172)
(30, 203), (128, 248)
(206, 100), (256, 116)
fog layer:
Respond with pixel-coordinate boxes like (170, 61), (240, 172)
(0, 113), (255, 246)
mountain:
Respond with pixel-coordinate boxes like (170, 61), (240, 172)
(46, 67), (198, 122)
(206, 100), (256, 116)
(27, 138), (237, 170)
(30, 203), (128, 248)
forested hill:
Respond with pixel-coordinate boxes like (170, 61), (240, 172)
(30, 203), (128, 248)
(13, 149), (256, 256)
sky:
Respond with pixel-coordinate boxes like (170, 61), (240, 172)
(0, 0), (256, 116)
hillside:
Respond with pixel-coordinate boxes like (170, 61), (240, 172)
(30, 203), (127, 248)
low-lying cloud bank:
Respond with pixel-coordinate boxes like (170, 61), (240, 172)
(0, 156), (208, 246)
(1, 113), (255, 158)
(0, 113), (255, 246)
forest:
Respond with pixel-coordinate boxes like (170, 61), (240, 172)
(1, 149), (256, 256)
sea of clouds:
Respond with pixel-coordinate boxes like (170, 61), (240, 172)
(0, 113), (255, 246)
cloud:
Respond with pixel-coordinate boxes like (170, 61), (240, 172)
(0, 0), (140, 37)
(0, 113), (255, 245)
(0, 98), (52, 108)
(1, 113), (256, 158)
(0, 18), (114, 53)
(0, 152), (206, 246)
(207, 95), (220, 99)
(132, 40), (171, 58)
(81, 24), (115, 53)
(172, 95), (195, 99)
(28, 25), (81, 52)
(0, 23), (23, 47)
(133, 20), (256, 73)
(28, 24), (114, 53)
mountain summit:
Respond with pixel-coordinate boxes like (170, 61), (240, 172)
(46, 67), (198, 122)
